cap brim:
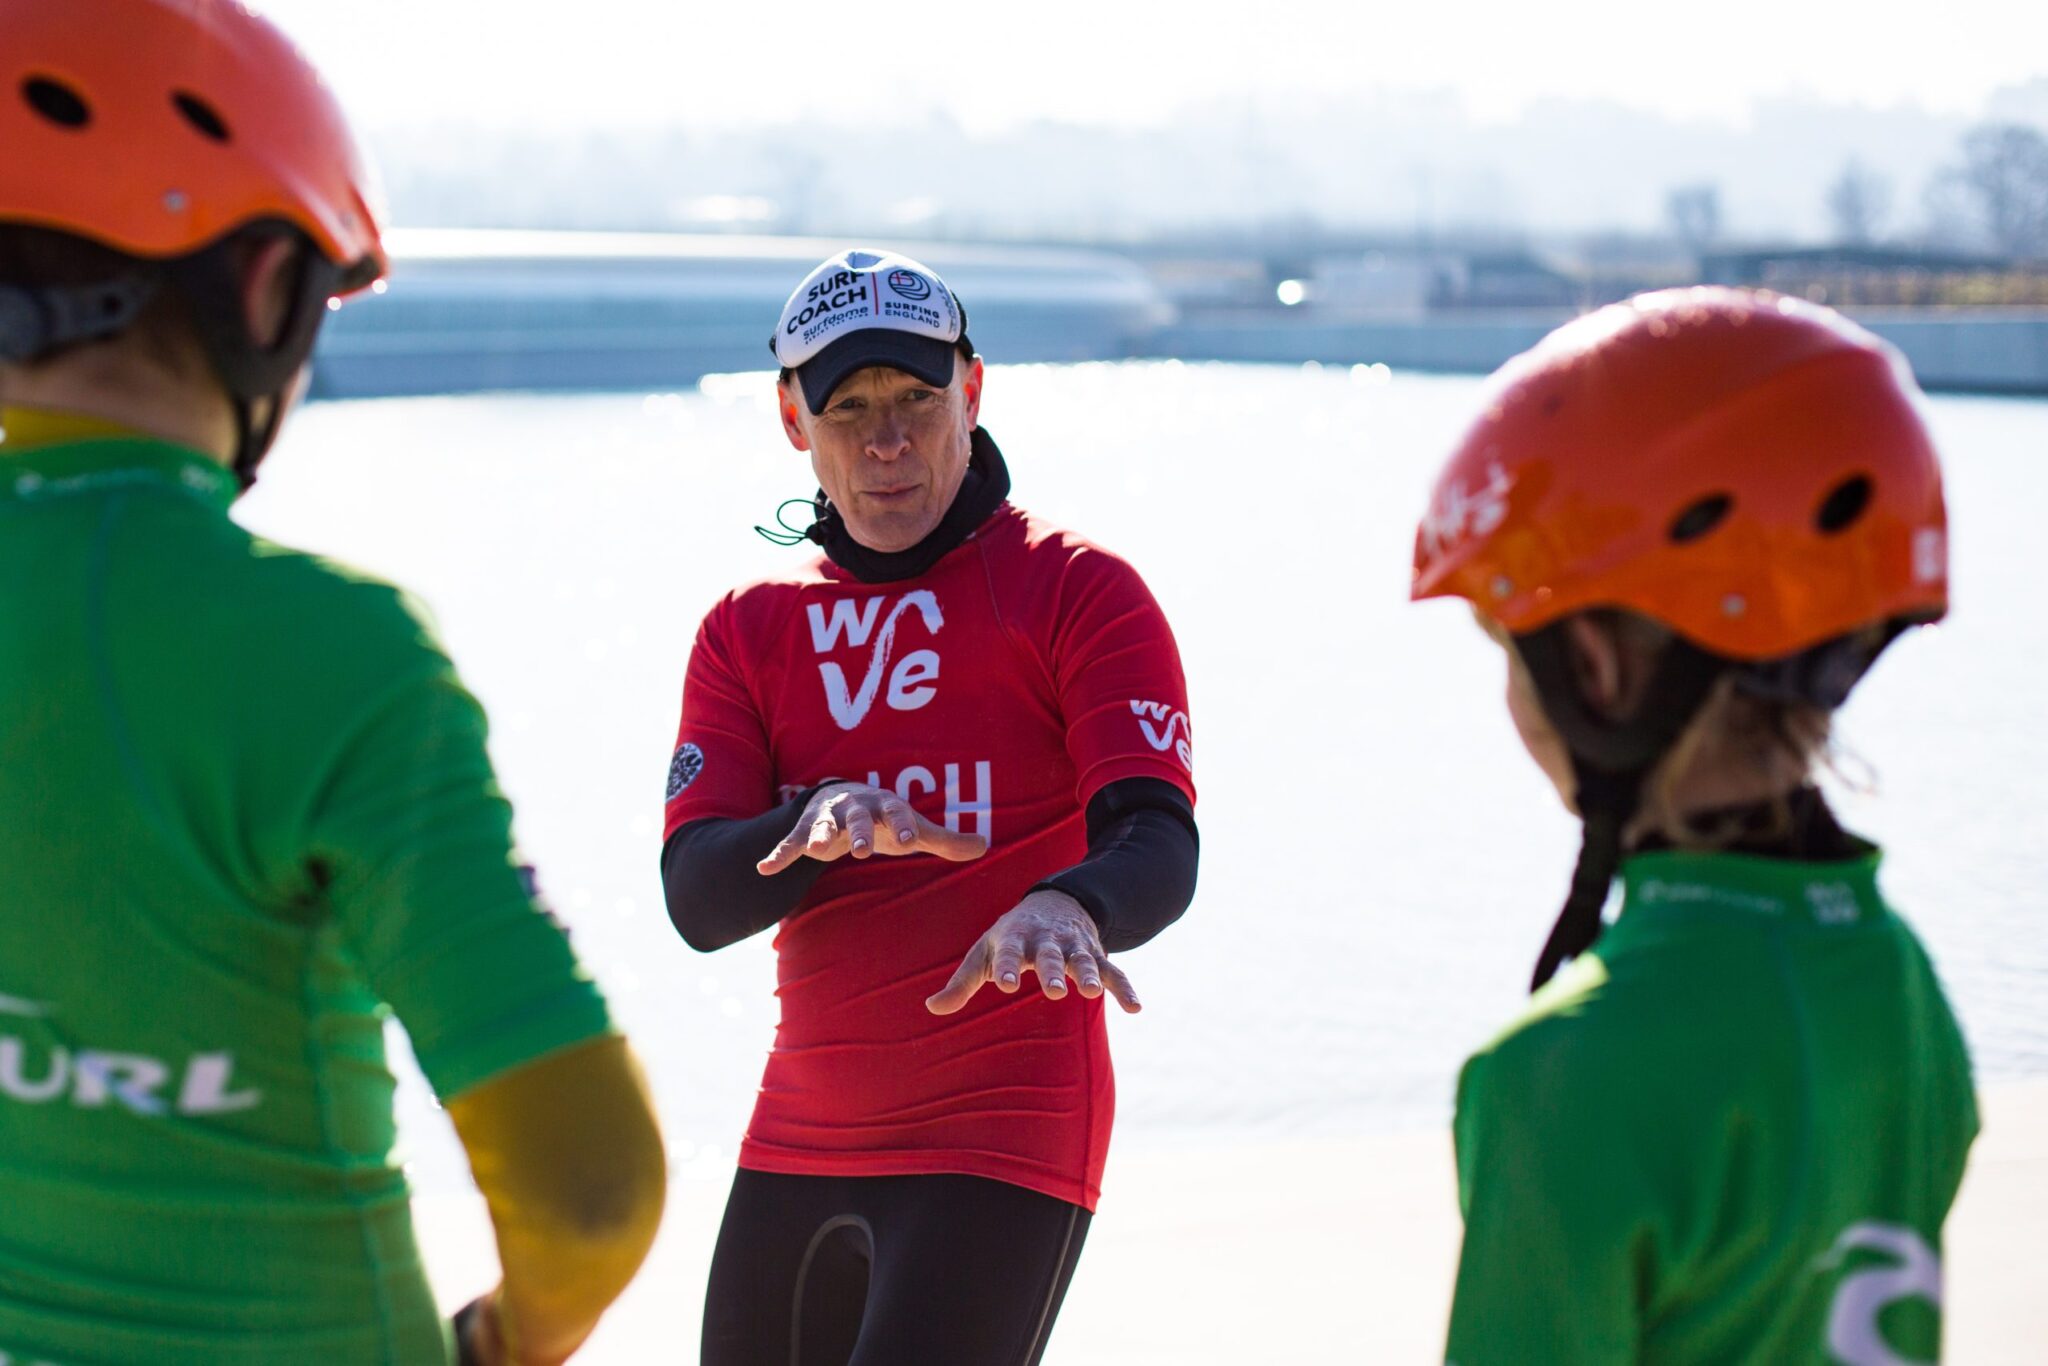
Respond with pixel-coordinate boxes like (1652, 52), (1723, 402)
(794, 330), (959, 413)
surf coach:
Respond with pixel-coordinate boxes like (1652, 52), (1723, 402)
(660, 248), (1201, 1365)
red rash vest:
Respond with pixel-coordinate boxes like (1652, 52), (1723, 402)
(663, 503), (1194, 1210)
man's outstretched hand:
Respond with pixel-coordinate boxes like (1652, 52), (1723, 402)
(757, 783), (988, 875)
(926, 889), (1140, 1016)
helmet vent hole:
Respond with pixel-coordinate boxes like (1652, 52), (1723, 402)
(1668, 493), (1733, 545)
(1816, 475), (1873, 535)
(22, 77), (91, 129)
(172, 92), (232, 144)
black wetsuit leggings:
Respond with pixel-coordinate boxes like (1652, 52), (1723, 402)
(700, 1169), (1092, 1366)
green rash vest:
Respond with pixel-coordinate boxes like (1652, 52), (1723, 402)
(1447, 847), (1978, 1366)
(0, 439), (614, 1365)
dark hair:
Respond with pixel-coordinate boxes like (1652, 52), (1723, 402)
(0, 224), (135, 285)
(1501, 607), (1837, 847)
(0, 225), (202, 376)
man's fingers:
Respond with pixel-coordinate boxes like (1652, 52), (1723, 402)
(843, 804), (986, 861)
(1068, 950), (1104, 999)
(925, 942), (991, 1016)
(844, 804), (876, 858)
(803, 810), (841, 857)
(917, 822), (990, 862)
(990, 935), (1028, 993)
(1101, 959), (1142, 1014)
(878, 796), (920, 847)
(1034, 942), (1069, 998)
(755, 833), (804, 876)
(851, 807), (985, 861)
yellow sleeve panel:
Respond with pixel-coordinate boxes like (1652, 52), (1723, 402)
(447, 1034), (668, 1365)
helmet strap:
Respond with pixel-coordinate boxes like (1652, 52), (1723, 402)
(163, 225), (344, 490)
(1531, 765), (1634, 992)
(1730, 622), (1909, 710)
(0, 274), (162, 364)
(0, 225), (339, 490)
(1512, 622), (1729, 990)
(232, 393), (291, 490)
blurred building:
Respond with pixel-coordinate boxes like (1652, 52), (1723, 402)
(311, 231), (1174, 399)
(1699, 245), (2048, 307)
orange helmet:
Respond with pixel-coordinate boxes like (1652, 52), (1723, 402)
(1416, 288), (1950, 993)
(1412, 287), (1947, 659)
(1, 0), (386, 290)
(1, 0), (388, 483)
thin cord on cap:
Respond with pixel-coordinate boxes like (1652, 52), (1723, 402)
(754, 496), (827, 547)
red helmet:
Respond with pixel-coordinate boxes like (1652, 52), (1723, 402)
(1, 0), (386, 290)
(1412, 288), (1948, 659)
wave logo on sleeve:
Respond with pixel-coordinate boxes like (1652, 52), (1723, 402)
(1817, 1222), (1943, 1366)
(666, 742), (706, 799)
(806, 591), (945, 730)
(1130, 700), (1193, 770)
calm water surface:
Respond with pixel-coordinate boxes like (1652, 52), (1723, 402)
(239, 362), (2048, 1190)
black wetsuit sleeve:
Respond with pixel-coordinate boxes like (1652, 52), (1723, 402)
(1034, 777), (1199, 954)
(662, 788), (829, 952)
(665, 777), (1198, 956)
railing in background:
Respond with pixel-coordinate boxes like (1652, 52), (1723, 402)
(311, 232), (2048, 400)
(1149, 310), (2048, 396)
(310, 230), (1175, 400)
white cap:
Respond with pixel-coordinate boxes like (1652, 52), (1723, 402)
(770, 248), (971, 412)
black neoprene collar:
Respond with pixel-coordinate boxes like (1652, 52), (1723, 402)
(815, 428), (1012, 584)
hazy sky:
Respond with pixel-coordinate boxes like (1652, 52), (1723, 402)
(264, 0), (2048, 134)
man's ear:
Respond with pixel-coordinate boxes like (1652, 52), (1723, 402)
(1562, 615), (1627, 718)
(237, 235), (302, 349)
(778, 380), (811, 452)
(960, 354), (984, 427)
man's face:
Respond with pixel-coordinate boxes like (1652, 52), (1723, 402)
(780, 355), (984, 553)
